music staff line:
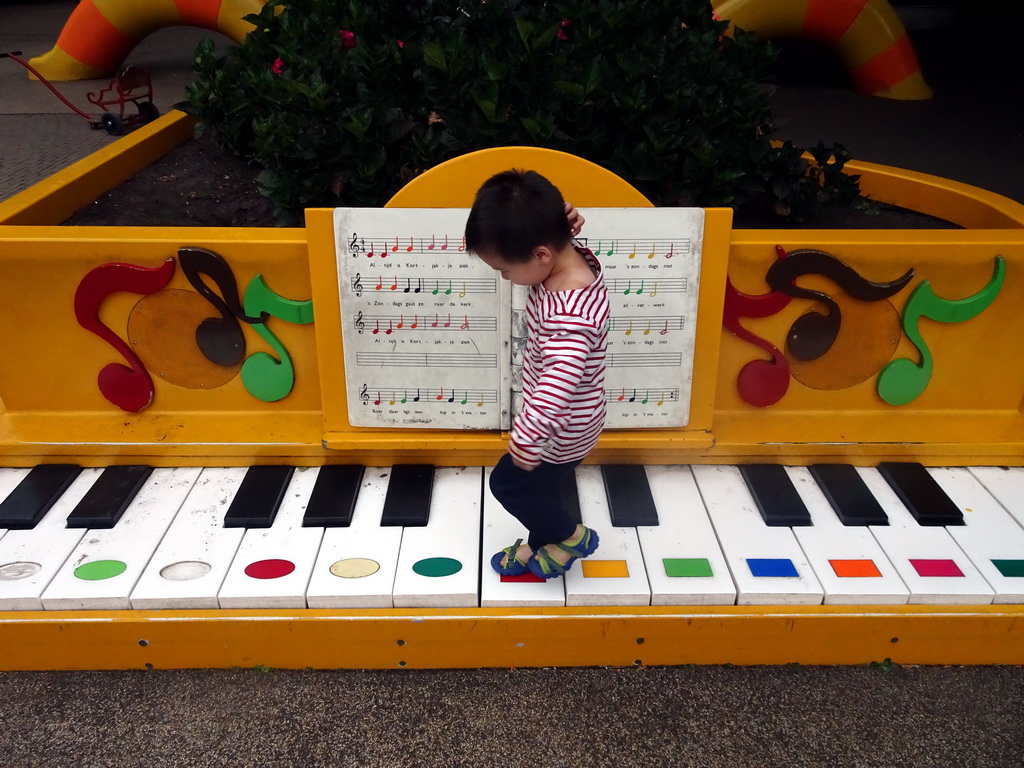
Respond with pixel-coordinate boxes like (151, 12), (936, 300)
(359, 384), (497, 407)
(348, 234), (466, 258)
(609, 316), (685, 335)
(606, 277), (689, 296)
(606, 387), (680, 405)
(355, 311), (498, 334)
(356, 352), (498, 369)
(577, 237), (692, 260)
(350, 274), (497, 298)
(607, 352), (682, 367)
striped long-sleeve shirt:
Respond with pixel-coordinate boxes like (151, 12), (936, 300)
(509, 248), (609, 468)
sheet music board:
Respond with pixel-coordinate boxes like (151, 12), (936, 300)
(334, 208), (704, 430)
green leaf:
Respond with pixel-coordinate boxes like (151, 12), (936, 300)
(554, 81), (585, 103)
(423, 42), (447, 71)
(514, 17), (535, 49)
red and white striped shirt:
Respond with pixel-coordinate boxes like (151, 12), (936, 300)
(509, 247), (609, 468)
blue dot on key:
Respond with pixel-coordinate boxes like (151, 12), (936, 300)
(746, 558), (799, 578)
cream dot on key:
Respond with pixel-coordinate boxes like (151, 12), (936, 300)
(159, 561), (213, 581)
(330, 558), (380, 579)
(0, 562), (42, 581)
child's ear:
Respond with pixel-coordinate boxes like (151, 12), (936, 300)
(533, 246), (554, 263)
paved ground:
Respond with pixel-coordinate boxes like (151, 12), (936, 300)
(1, 3), (1023, 767)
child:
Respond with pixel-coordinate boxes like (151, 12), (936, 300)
(464, 169), (608, 580)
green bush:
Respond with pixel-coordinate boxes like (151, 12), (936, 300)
(186, 0), (862, 225)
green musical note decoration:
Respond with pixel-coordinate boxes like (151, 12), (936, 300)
(241, 274), (315, 402)
(877, 255), (1005, 406)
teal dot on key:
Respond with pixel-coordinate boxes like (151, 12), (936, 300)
(992, 559), (1024, 577)
(74, 560), (128, 581)
(746, 558), (798, 578)
(663, 558), (713, 578)
(412, 557), (462, 577)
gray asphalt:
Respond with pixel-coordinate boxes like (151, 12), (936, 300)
(1, 3), (1023, 767)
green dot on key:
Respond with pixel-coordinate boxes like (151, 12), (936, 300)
(74, 559), (128, 581)
(663, 558), (713, 578)
(992, 559), (1024, 578)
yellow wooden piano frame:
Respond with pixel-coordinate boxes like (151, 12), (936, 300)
(1, 147), (1023, 669)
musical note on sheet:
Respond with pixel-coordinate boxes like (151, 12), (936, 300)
(360, 384), (497, 406)
(604, 388), (679, 405)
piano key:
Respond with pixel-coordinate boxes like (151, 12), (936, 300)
(0, 469), (102, 610)
(64, 465), (153, 529)
(218, 467), (327, 609)
(391, 466), (481, 608)
(40, 468), (201, 610)
(0, 465), (79, 530)
(601, 465), (659, 526)
(480, 467), (566, 608)
(877, 461), (964, 526)
(969, 467), (1024, 530)
(563, 466), (651, 607)
(222, 465), (295, 528)
(692, 465), (824, 605)
(129, 468), (249, 609)
(857, 467), (994, 604)
(637, 465), (737, 606)
(380, 464), (434, 527)
(926, 467), (1024, 604)
(739, 463), (812, 526)
(809, 463), (889, 526)
(784, 467), (909, 604)
(302, 465), (363, 527)
(306, 467), (404, 609)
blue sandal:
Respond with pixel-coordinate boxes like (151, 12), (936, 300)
(490, 538), (531, 576)
(527, 527), (600, 580)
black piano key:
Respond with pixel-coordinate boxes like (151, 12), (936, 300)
(560, 472), (582, 526)
(302, 465), (364, 527)
(601, 465), (659, 527)
(877, 461), (964, 526)
(380, 465), (434, 527)
(739, 464), (812, 527)
(809, 463), (889, 526)
(65, 465), (154, 529)
(223, 465), (295, 528)
(0, 464), (82, 530)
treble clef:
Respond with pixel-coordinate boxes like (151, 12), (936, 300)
(359, 383), (370, 404)
(349, 232), (363, 255)
(353, 273), (364, 297)
(354, 310), (365, 334)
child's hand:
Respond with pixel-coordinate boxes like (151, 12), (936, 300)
(510, 453), (536, 471)
(564, 202), (585, 237)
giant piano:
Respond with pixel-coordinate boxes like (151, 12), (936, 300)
(1, 147), (1023, 670)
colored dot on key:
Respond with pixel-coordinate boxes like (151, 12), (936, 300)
(910, 559), (964, 578)
(830, 559), (882, 578)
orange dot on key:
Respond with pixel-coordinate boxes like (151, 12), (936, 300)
(581, 560), (630, 578)
(829, 559), (882, 578)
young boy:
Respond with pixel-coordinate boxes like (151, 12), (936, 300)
(464, 169), (608, 580)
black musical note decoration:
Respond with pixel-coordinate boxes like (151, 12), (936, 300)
(766, 247), (913, 362)
(178, 247), (263, 367)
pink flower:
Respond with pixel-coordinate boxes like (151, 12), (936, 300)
(557, 19), (571, 41)
(397, 40), (404, 48)
(271, 57), (284, 74)
(340, 30), (358, 49)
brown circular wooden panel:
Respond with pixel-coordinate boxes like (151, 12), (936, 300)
(789, 292), (902, 391)
(127, 289), (241, 389)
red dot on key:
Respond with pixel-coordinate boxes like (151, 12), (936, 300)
(244, 559), (296, 579)
(910, 559), (964, 578)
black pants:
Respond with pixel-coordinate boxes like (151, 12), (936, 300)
(489, 453), (582, 550)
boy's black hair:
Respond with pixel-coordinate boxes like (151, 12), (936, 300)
(464, 169), (572, 263)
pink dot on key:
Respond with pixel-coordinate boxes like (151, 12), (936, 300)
(244, 559), (296, 579)
(910, 559), (964, 578)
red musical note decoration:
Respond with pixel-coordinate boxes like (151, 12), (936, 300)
(74, 258), (176, 412)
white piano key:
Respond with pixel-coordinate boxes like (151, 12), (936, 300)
(785, 467), (909, 605)
(217, 467), (326, 609)
(40, 468), (201, 611)
(0, 467), (32, 540)
(857, 467), (994, 604)
(129, 468), (249, 609)
(563, 466), (651, 607)
(691, 465), (824, 606)
(479, 467), (565, 608)
(638, 465), (737, 606)
(0, 469), (102, 610)
(928, 467), (1024, 604)
(392, 467), (482, 609)
(969, 466), (1024, 530)
(306, 467), (404, 609)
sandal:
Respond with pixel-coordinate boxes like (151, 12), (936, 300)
(490, 538), (531, 576)
(527, 526), (600, 580)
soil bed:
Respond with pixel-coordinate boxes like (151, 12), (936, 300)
(64, 133), (959, 230)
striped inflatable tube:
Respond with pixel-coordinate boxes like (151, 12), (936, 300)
(28, 0), (269, 81)
(712, 0), (933, 99)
